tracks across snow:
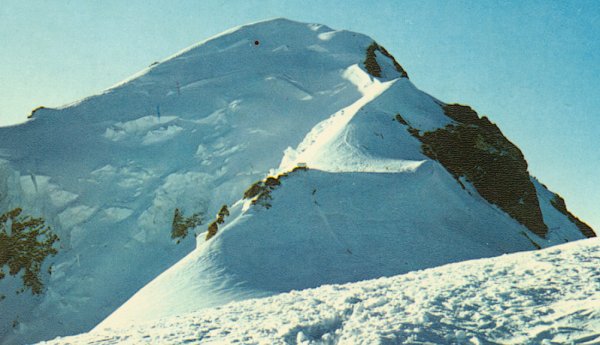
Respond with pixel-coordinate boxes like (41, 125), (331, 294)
(41, 238), (600, 345)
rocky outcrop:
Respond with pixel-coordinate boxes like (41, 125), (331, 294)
(364, 42), (408, 79)
(550, 194), (596, 238)
(414, 104), (548, 237)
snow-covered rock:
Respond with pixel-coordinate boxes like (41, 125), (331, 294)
(41, 238), (600, 345)
(0, 18), (594, 344)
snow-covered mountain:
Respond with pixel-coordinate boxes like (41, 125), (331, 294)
(0, 18), (594, 344)
(41, 238), (600, 345)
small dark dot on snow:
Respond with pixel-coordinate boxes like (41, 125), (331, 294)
(254, 40), (260, 46)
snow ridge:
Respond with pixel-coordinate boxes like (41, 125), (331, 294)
(280, 64), (425, 174)
(0, 18), (379, 344)
(0, 18), (594, 344)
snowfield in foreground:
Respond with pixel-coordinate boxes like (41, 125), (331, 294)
(41, 238), (600, 345)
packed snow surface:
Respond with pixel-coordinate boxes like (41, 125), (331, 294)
(41, 238), (600, 345)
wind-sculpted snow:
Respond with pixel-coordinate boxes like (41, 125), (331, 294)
(279, 65), (428, 174)
(41, 239), (600, 345)
(95, 160), (583, 327)
(0, 18), (385, 344)
(0, 18), (593, 344)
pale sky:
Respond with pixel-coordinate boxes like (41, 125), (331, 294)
(0, 0), (598, 231)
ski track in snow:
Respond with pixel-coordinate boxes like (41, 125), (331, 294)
(41, 239), (600, 345)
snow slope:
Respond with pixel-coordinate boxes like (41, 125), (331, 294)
(0, 18), (593, 344)
(42, 238), (600, 345)
(98, 54), (589, 327)
(0, 19), (386, 344)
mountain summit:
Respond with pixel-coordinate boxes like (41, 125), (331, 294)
(0, 18), (594, 344)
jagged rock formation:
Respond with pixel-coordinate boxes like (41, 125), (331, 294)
(550, 193), (595, 238)
(414, 104), (548, 237)
(364, 42), (409, 79)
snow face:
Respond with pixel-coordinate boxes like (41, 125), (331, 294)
(0, 18), (380, 344)
(97, 164), (532, 327)
(41, 238), (600, 345)
(0, 18), (592, 344)
(98, 107), (589, 328)
(279, 64), (407, 173)
(97, 47), (590, 328)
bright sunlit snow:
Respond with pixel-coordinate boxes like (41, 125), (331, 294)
(0, 18), (594, 344)
(41, 238), (600, 345)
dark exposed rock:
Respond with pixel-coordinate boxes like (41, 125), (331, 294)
(206, 166), (310, 241)
(243, 182), (266, 199)
(217, 205), (230, 224)
(0, 208), (59, 294)
(550, 194), (596, 238)
(264, 176), (281, 187)
(206, 220), (219, 241)
(244, 166), (309, 209)
(415, 104), (548, 237)
(171, 208), (202, 243)
(28, 106), (46, 119)
(364, 42), (408, 79)
(291, 165), (308, 172)
(205, 205), (231, 240)
(395, 114), (409, 126)
(442, 104), (480, 125)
